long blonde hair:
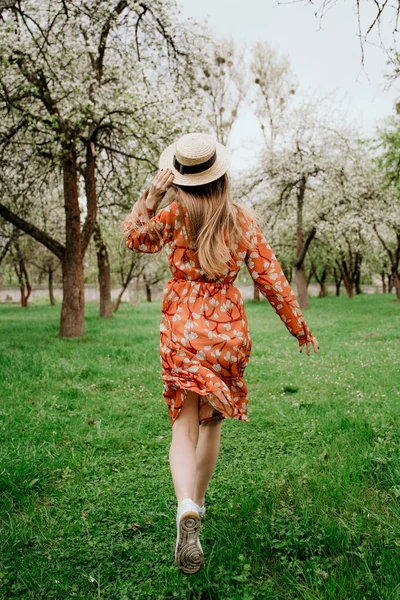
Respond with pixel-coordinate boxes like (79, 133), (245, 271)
(122, 172), (259, 280)
(174, 173), (256, 279)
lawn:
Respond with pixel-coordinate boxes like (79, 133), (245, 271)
(0, 294), (399, 600)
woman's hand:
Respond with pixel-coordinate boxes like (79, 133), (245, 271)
(146, 168), (174, 211)
(299, 337), (319, 356)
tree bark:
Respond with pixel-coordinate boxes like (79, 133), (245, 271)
(114, 258), (143, 312)
(59, 146), (85, 337)
(339, 259), (354, 299)
(315, 267), (328, 297)
(14, 255), (31, 307)
(114, 290), (124, 312)
(354, 252), (362, 295)
(332, 267), (342, 296)
(294, 264), (309, 308)
(294, 176), (315, 309)
(81, 141), (98, 256)
(93, 222), (112, 318)
(145, 283), (152, 303)
(48, 267), (55, 306)
(253, 283), (260, 301)
(388, 273), (394, 293)
(380, 271), (386, 294)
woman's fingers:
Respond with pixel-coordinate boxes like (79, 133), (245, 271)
(160, 168), (173, 181)
(152, 168), (174, 192)
(299, 338), (320, 355)
(163, 169), (174, 184)
(152, 168), (170, 185)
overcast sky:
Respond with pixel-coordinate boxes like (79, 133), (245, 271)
(180, 0), (399, 174)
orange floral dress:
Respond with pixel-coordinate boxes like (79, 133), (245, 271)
(123, 200), (315, 426)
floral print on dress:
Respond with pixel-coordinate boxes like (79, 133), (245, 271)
(122, 200), (315, 426)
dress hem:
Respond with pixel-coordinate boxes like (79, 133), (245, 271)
(163, 377), (249, 426)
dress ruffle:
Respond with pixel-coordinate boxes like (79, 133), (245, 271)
(162, 368), (249, 425)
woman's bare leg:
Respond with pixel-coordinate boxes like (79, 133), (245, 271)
(169, 390), (200, 506)
(193, 419), (223, 507)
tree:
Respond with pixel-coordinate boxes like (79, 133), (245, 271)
(113, 250), (145, 312)
(250, 41), (297, 150)
(8, 233), (32, 307)
(29, 248), (61, 306)
(243, 96), (357, 308)
(142, 255), (169, 302)
(318, 135), (400, 300)
(277, 0), (400, 65)
(93, 222), (112, 318)
(0, 0), (203, 337)
(197, 37), (248, 146)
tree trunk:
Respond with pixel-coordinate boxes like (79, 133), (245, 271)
(114, 289), (124, 312)
(294, 264), (309, 309)
(253, 283), (260, 301)
(48, 267), (55, 306)
(21, 257), (31, 306)
(333, 267), (342, 296)
(146, 284), (152, 303)
(381, 271), (387, 294)
(315, 267), (328, 298)
(294, 176), (315, 309)
(307, 262), (316, 287)
(114, 259), (141, 312)
(354, 252), (362, 295)
(13, 244), (31, 307)
(388, 273), (394, 293)
(341, 268), (354, 298)
(354, 274), (362, 295)
(14, 260), (28, 307)
(59, 146), (85, 338)
(394, 272), (400, 301)
(337, 257), (354, 299)
(316, 267), (328, 297)
(93, 223), (112, 318)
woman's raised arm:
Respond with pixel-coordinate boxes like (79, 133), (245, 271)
(121, 200), (179, 254)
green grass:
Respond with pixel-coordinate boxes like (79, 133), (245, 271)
(0, 294), (400, 600)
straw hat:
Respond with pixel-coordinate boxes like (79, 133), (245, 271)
(158, 132), (231, 186)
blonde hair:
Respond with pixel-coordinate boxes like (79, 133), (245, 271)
(121, 173), (260, 280)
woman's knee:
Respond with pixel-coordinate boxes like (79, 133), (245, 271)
(172, 391), (199, 443)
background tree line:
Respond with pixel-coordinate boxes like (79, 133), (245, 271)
(0, 0), (399, 338)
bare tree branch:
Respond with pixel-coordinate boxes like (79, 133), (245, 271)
(0, 203), (65, 260)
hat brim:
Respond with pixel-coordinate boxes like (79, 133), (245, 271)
(158, 140), (231, 186)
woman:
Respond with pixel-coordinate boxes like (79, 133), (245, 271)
(121, 132), (319, 575)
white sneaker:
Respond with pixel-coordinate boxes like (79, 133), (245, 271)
(195, 503), (206, 518)
(175, 498), (204, 574)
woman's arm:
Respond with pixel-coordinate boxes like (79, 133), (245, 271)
(121, 200), (178, 254)
(121, 168), (177, 254)
(244, 219), (317, 350)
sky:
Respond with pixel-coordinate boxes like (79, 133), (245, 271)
(179, 0), (400, 174)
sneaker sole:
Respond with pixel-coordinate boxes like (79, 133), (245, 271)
(175, 511), (204, 574)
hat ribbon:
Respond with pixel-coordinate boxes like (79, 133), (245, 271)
(173, 150), (217, 175)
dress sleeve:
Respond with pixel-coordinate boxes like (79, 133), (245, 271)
(244, 218), (315, 348)
(122, 201), (178, 254)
